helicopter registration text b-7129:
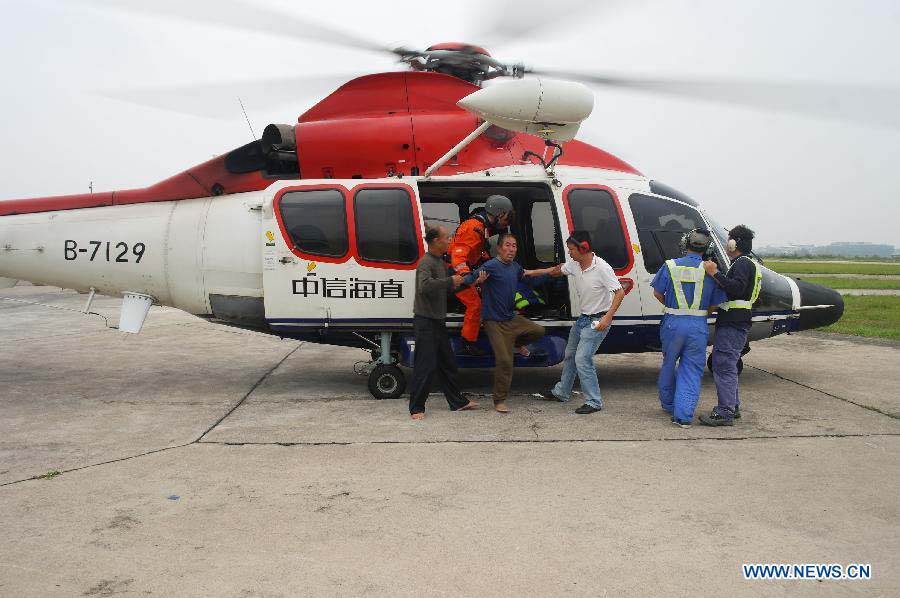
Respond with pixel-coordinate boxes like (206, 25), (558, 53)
(64, 240), (147, 263)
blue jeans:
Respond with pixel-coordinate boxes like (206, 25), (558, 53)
(658, 315), (709, 422)
(551, 315), (610, 408)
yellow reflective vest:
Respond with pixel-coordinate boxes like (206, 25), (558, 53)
(663, 260), (708, 317)
(719, 256), (762, 311)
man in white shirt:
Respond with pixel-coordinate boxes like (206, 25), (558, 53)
(531, 230), (626, 414)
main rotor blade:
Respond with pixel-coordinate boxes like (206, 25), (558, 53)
(98, 73), (364, 120)
(527, 68), (900, 129)
(73, 0), (398, 56)
(473, 0), (614, 49)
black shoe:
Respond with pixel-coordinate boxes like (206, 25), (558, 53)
(575, 403), (602, 414)
(670, 416), (692, 428)
(536, 389), (564, 402)
(734, 405), (741, 419)
(459, 340), (487, 357)
(699, 409), (735, 427)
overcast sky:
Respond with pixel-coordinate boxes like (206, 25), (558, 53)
(1, 0), (898, 247)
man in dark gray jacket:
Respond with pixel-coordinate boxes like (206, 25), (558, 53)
(409, 225), (485, 420)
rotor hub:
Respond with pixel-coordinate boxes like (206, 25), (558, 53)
(398, 42), (516, 85)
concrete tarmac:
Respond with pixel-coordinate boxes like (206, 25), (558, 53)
(2, 286), (899, 597)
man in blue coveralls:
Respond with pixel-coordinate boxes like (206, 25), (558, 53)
(651, 229), (726, 428)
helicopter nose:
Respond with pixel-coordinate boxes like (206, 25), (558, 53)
(794, 279), (844, 331)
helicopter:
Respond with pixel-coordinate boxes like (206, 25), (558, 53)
(1, 0), (869, 399)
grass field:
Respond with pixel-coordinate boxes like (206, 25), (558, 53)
(821, 295), (900, 341)
(793, 277), (900, 290)
(765, 261), (900, 275)
(758, 255), (900, 263)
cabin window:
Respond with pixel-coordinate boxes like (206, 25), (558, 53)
(422, 203), (462, 237)
(354, 188), (419, 264)
(565, 188), (629, 269)
(628, 193), (706, 273)
(279, 189), (348, 258)
(531, 201), (557, 263)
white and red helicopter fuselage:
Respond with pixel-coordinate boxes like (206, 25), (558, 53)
(0, 71), (843, 397)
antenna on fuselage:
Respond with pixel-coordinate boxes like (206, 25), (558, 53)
(238, 97), (257, 141)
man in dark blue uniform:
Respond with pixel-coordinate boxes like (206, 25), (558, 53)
(651, 229), (726, 428)
(699, 225), (761, 426)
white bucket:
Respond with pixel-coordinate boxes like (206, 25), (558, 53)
(119, 292), (154, 334)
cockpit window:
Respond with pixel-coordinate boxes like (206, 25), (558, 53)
(702, 212), (731, 266)
(628, 193), (706, 273)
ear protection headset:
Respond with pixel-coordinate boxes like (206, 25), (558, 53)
(726, 225), (754, 254)
(680, 228), (712, 253)
(728, 234), (750, 253)
(566, 236), (591, 254)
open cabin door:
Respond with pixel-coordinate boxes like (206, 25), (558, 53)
(262, 180), (423, 336)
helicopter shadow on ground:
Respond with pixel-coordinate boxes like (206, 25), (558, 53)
(253, 342), (662, 402)
(209, 342), (900, 445)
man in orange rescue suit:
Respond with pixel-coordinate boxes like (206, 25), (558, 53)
(450, 194), (514, 356)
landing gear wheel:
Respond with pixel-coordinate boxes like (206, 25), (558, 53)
(368, 364), (406, 400)
(707, 355), (744, 375)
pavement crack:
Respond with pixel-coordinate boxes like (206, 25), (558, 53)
(196, 432), (900, 447)
(747, 364), (899, 420)
(0, 343), (302, 488)
(0, 443), (194, 488)
(194, 343), (303, 442)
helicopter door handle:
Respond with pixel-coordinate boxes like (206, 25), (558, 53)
(279, 256), (295, 264)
